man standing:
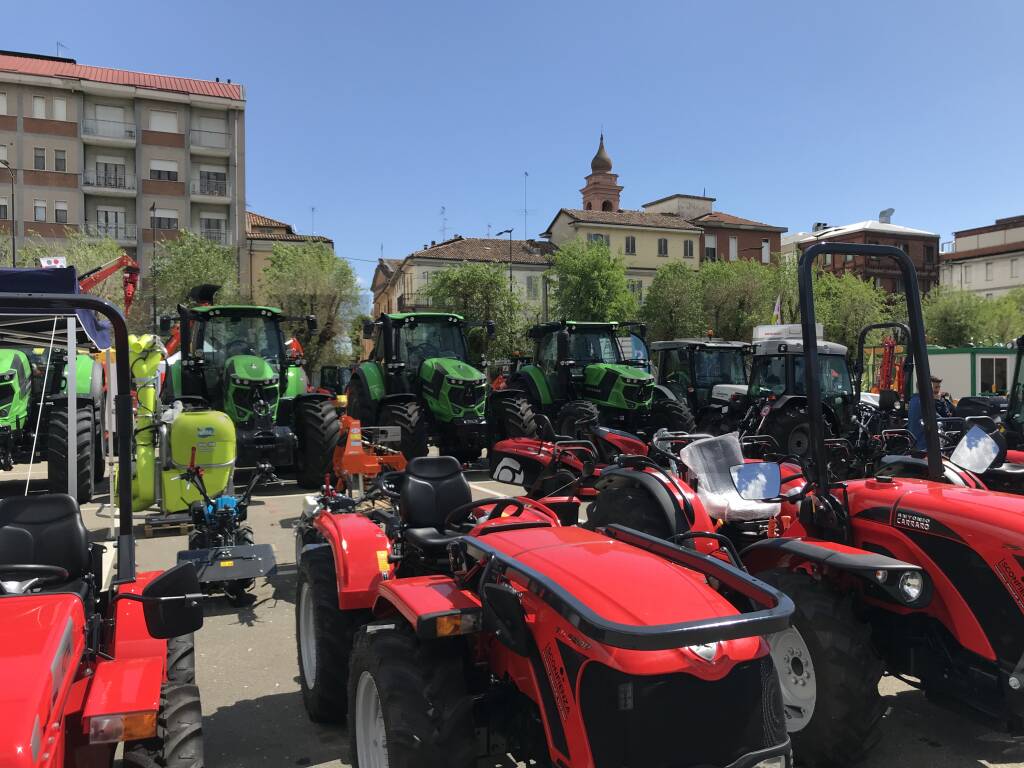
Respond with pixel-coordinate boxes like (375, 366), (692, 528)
(907, 374), (954, 450)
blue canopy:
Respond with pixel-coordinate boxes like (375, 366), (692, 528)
(0, 266), (113, 350)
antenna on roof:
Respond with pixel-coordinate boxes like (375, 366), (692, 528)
(56, 41), (68, 58)
(311, 206), (316, 234)
(440, 206), (448, 241)
(486, 224), (491, 237)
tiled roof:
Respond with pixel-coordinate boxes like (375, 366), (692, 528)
(0, 51), (243, 100)
(246, 231), (332, 243)
(690, 211), (787, 232)
(246, 212), (289, 229)
(245, 211), (332, 243)
(408, 236), (556, 265)
(552, 208), (703, 233)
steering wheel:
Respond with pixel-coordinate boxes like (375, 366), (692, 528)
(226, 339), (256, 358)
(444, 497), (526, 528)
(0, 564), (69, 593)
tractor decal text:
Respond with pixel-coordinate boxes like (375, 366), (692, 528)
(541, 641), (571, 722)
(995, 559), (1024, 613)
(895, 511), (931, 531)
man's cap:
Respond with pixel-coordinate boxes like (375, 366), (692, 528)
(930, 375), (943, 383)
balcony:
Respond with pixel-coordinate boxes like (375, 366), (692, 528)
(941, 240), (956, 254)
(82, 170), (137, 196)
(200, 228), (229, 245)
(82, 118), (137, 146)
(190, 177), (231, 201)
(397, 292), (431, 311)
(83, 222), (138, 243)
(190, 128), (230, 156)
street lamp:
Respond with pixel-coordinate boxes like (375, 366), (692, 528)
(495, 228), (513, 292)
(0, 158), (15, 266)
(150, 202), (157, 332)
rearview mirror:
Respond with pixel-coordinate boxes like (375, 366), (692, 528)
(307, 315), (318, 333)
(950, 425), (1001, 474)
(362, 320), (375, 340)
(139, 562), (204, 639)
(159, 315), (173, 334)
(730, 462), (781, 501)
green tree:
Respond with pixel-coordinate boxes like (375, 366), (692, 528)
(19, 231), (129, 308)
(699, 260), (777, 340)
(148, 231), (242, 322)
(547, 238), (637, 322)
(921, 287), (990, 347)
(640, 262), (704, 341)
(260, 241), (360, 374)
(811, 271), (893, 351)
(421, 262), (526, 361)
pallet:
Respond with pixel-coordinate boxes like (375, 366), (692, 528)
(140, 513), (192, 539)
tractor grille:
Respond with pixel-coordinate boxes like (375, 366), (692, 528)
(579, 657), (784, 768)
(232, 384), (279, 417)
(0, 383), (13, 409)
(449, 381), (486, 408)
(622, 381), (653, 405)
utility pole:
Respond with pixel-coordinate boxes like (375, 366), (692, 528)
(496, 228), (513, 292)
(440, 206), (448, 241)
(150, 203), (157, 332)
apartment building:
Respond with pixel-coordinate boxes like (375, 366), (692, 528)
(0, 50), (245, 273)
(940, 215), (1024, 298)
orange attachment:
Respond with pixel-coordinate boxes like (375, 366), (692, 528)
(332, 414), (406, 493)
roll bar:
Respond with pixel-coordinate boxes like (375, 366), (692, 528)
(0, 293), (136, 582)
(464, 525), (794, 650)
(799, 243), (941, 487)
(853, 321), (914, 401)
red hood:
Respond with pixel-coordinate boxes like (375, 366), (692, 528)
(0, 594), (85, 767)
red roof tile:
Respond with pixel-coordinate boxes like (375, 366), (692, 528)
(690, 211), (787, 232)
(0, 52), (242, 100)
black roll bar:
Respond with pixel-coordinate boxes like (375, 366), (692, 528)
(799, 243), (941, 487)
(464, 524), (794, 650)
(0, 292), (136, 582)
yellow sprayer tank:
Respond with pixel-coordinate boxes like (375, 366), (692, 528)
(161, 409), (236, 513)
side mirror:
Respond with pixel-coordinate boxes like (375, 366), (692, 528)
(730, 461), (781, 501)
(556, 330), (570, 361)
(362, 320), (375, 340)
(306, 315), (318, 334)
(159, 316), (173, 334)
(950, 425), (1001, 474)
(486, 320), (496, 337)
(138, 562), (204, 639)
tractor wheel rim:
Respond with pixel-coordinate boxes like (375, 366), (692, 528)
(789, 428), (809, 456)
(769, 627), (817, 732)
(298, 582), (317, 688)
(355, 670), (389, 768)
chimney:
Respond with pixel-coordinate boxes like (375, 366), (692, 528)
(879, 208), (895, 224)
(215, 77), (220, 82)
(812, 222), (830, 233)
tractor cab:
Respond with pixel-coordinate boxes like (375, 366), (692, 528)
(650, 338), (750, 431)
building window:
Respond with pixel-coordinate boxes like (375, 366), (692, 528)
(980, 357), (1008, 394)
(657, 238), (669, 257)
(925, 245), (935, 264)
(761, 239), (771, 264)
(627, 279), (643, 302)
(824, 252), (833, 266)
(33, 147), (45, 170)
(52, 97), (66, 122)
(704, 234), (717, 261)
(899, 242), (909, 254)
(96, 158), (127, 188)
(986, 262), (994, 281)
(0, 197), (8, 220)
(0, 145), (6, 163)
(32, 96), (45, 119)
(964, 265), (972, 284)
(149, 160), (179, 182)
(986, 293), (994, 299)
(624, 236), (636, 255)
(684, 240), (694, 259)
(33, 199), (46, 222)
(54, 149), (66, 173)
(150, 208), (178, 230)
(845, 253), (854, 263)
(1013, 259), (1019, 279)
(54, 201), (67, 224)
(526, 275), (539, 300)
(149, 109), (178, 133)
(200, 214), (226, 243)
(728, 236), (738, 261)
(601, 200), (613, 212)
(0, 92), (6, 115)
(587, 233), (609, 246)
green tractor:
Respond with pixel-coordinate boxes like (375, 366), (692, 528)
(494, 320), (695, 439)
(162, 293), (339, 488)
(348, 312), (491, 462)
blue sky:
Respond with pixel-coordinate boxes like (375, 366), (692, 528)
(9, 0), (1023, 294)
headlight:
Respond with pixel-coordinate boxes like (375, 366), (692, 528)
(445, 376), (462, 385)
(898, 571), (925, 603)
(0, 371), (13, 382)
(231, 375), (243, 385)
(753, 757), (787, 768)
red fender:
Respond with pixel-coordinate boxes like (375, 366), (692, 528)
(373, 574), (482, 639)
(313, 511), (394, 611)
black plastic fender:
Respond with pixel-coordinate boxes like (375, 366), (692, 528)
(593, 466), (688, 536)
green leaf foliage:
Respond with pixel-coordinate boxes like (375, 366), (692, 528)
(547, 238), (637, 322)
(639, 262), (705, 340)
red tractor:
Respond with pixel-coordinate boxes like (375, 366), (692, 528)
(586, 243), (1024, 766)
(0, 288), (206, 767)
(294, 455), (796, 767)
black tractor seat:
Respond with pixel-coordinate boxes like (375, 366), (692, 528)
(400, 456), (473, 554)
(0, 493), (91, 598)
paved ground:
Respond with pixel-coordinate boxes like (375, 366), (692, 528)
(3, 465), (1023, 767)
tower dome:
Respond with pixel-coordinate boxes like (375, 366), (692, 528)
(591, 133), (612, 173)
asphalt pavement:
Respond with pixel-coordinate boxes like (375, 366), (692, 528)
(2, 464), (1023, 768)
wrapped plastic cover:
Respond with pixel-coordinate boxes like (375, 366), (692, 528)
(680, 433), (780, 522)
(0, 266), (111, 349)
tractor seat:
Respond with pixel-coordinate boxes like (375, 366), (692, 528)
(0, 494), (91, 594)
(679, 433), (780, 522)
(400, 456), (472, 553)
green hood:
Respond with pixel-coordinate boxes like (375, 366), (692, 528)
(0, 348), (28, 377)
(426, 357), (485, 381)
(585, 363), (652, 382)
(226, 354), (278, 383)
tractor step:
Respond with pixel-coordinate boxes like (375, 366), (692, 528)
(139, 512), (192, 539)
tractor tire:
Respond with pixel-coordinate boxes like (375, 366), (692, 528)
(556, 400), (599, 439)
(348, 621), (477, 768)
(296, 548), (367, 723)
(493, 394), (539, 440)
(346, 382), (374, 426)
(650, 397), (696, 432)
(759, 569), (883, 768)
(767, 404), (830, 459)
(380, 401), (429, 459)
(123, 682), (204, 768)
(295, 398), (341, 489)
(166, 633), (196, 685)
(47, 403), (94, 503)
(586, 484), (673, 538)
